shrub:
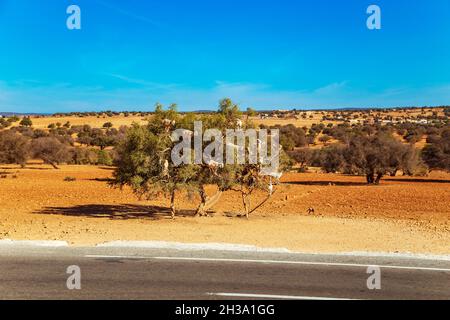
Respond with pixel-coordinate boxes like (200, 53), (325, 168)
(69, 147), (98, 165)
(19, 117), (33, 127)
(422, 128), (450, 171)
(96, 149), (113, 166)
(0, 130), (30, 166)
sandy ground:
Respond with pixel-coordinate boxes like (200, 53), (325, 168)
(0, 164), (449, 254)
(13, 115), (149, 130)
(20, 114), (329, 130)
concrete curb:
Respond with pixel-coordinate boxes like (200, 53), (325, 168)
(0, 239), (69, 247)
(96, 241), (292, 253)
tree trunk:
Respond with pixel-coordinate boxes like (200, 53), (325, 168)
(50, 162), (59, 170)
(242, 192), (250, 219)
(375, 173), (383, 185)
(196, 187), (223, 217)
(170, 191), (176, 219)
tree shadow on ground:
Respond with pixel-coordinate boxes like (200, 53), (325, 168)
(35, 204), (197, 220)
(286, 178), (450, 186)
(285, 181), (369, 186)
(87, 177), (115, 182)
(0, 166), (53, 171)
(98, 166), (115, 171)
(383, 178), (450, 184)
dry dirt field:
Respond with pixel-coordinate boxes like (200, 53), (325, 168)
(8, 107), (445, 131)
(13, 115), (149, 130)
(0, 164), (449, 255)
(18, 114), (328, 130)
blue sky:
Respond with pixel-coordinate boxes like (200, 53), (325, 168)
(0, 0), (449, 113)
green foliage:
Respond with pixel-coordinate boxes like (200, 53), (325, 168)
(218, 98), (242, 127)
(19, 117), (33, 127)
(0, 117), (12, 129)
(8, 116), (20, 123)
(422, 127), (450, 171)
(112, 99), (284, 218)
(246, 107), (257, 118)
(314, 132), (423, 183)
(96, 149), (114, 166)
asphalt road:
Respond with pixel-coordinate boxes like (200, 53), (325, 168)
(0, 245), (449, 300)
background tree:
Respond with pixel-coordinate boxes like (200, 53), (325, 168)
(288, 148), (312, 171)
(31, 137), (71, 169)
(112, 104), (197, 218)
(422, 127), (450, 171)
(342, 133), (420, 184)
(0, 130), (30, 167)
(19, 116), (33, 127)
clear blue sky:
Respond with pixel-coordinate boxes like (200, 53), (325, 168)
(0, 0), (449, 113)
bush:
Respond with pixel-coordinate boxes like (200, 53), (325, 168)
(0, 118), (12, 128)
(19, 117), (33, 127)
(8, 116), (19, 123)
(319, 134), (331, 144)
(0, 130), (30, 166)
(422, 128), (450, 171)
(96, 149), (113, 166)
(69, 147), (98, 165)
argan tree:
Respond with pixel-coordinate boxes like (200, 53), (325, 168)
(314, 132), (422, 184)
(422, 127), (450, 171)
(342, 133), (421, 184)
(112, 104), (198, 218)
(0, 130), (30, 167)
(31, 137), (71, 169)
(112, 99), (287, 219)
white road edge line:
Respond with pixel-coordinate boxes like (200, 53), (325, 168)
(85, 255), (450, 272)
(206, 292), (356, 300)
(85, 255), (148, 259)
(151, 257), (450, 272)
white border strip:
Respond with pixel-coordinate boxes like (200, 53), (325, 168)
(0, 240), (69, 247)
(206, 292), (357, 300)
